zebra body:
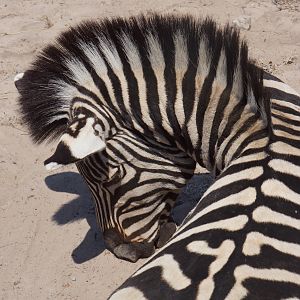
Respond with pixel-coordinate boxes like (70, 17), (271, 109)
(110, 75), (300, 299)
(15, 14), (300, 297)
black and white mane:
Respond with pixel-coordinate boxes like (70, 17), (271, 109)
(16, 14), (270, 151)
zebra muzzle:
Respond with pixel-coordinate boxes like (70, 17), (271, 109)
(44, 141), (79, 171)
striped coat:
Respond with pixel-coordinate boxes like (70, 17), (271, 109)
(110, 74), (300, 299)
(15, 14), (299, 297)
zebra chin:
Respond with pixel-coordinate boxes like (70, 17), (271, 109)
(103, 228), (156, 263)
(103, 222), (177, 263)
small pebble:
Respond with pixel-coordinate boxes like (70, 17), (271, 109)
(71, 276), (76, 281)
(232, 16), (251, 30)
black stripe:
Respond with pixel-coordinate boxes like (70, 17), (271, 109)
(267, 87), (299, 104)
(272, 112), (300, 127)
(180, 32), (201, 156)
(263, 71), (283, 82)
(272, 103), (300, 117)
(221, 114), (259, 169)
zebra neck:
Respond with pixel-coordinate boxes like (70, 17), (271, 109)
(208, 103), (269, 173)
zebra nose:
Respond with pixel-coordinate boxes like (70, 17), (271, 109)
(44, 141), (78, 171)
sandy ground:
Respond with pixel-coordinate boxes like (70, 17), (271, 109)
(0, 0), (299, 299)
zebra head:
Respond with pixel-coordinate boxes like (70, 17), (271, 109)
(14, 71), (119, 171)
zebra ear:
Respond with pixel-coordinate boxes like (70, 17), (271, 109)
(44, 118), (106, 171)
(14, 72), (25, 92)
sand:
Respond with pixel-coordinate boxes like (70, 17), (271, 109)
(0, 0), (299, 299)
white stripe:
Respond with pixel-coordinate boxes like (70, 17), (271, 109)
(174, 33), (189, 129)
(121, 202), (165, 239)
(79, 42), (116, 107)
(272, 99), (300, 114)
(202, 166), (263, 196)
(98, 35), (132, 121)
(14, 72), (24, 82)
(187, 240), (235, 300)
(65, 57), (101, 99)
(201, 49), (227, 169)
(187, 37), (211, 149)
(272, 108), (300, 122)
(179, 187), (256, 235)
(121, 34), (155, 131)
(230, 151), (267, 167)
(226, 265), (300, 300)
(261, 179), (300, 205)
(240, 137), (269, 154)
(223, 119), (265, 167)
(216, 106), (263, 170)
(274, 130), (300, 141)
(269, 159), (300, 177)
(147, 34), (174, 135)
(134, 254), (191, 290)
(253, 206), (300, 230)
(271, 141), (300, 157)
(44, 113), (69, 125)
(156, 215), (248, 255)
(215, 58), (243, 166)
(264, 79), (300, 97)
(243, 231), (300, 257)
(272, 114), (300, 131)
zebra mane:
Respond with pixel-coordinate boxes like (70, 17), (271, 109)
(16, 14), (270, 144)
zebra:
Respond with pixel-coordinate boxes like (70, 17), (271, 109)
(50, 115), (196, 262)
(109, 74), (300, 299)
(14, 13), (299, 297)
(15, 79), (196, 263)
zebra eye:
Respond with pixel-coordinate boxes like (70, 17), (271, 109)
(77, 113), (86, 119)
(94, 124), (102, 136)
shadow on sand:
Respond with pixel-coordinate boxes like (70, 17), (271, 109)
(45, 172), (105, 264)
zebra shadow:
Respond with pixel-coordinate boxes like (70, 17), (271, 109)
(172, 173), (213, 224)
(45, 171), (106, 264)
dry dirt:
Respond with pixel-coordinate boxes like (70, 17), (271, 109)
(0, 0), (299, 299)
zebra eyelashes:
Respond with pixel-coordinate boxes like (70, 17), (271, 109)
(44, 116), (107, 171)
